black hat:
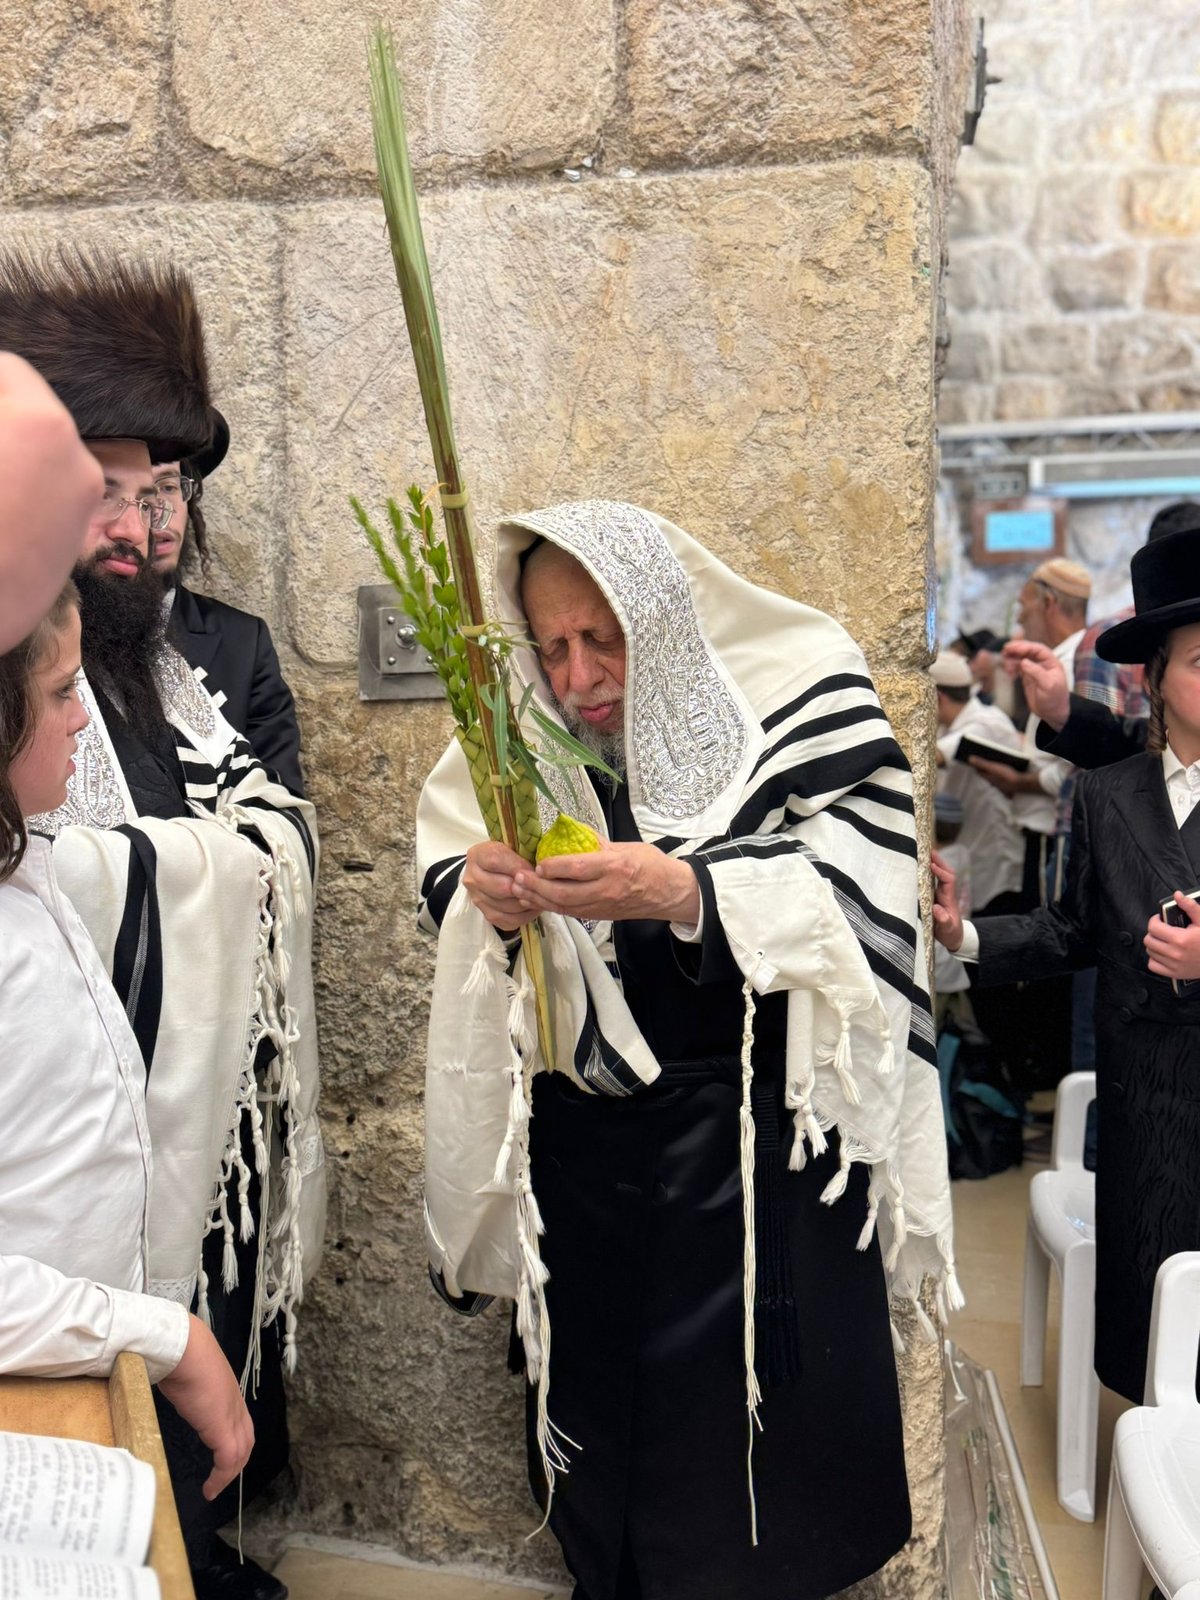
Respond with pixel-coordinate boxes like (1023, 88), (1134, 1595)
(956, 627), (1006, 657)
(0, 246), (217, 464)
(1096, 528), (1200, 663)
(186, 408), (229, 478)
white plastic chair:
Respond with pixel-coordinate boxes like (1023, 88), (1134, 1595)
(1021, 1070), (1098, 1520)
(1103, 1251), (1200, 1599)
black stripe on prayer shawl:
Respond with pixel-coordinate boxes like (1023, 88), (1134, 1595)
(111, 826), (163, 1074)
(237, 795), (317, 881)
(795, 853), (937, 1065)
(420, 854), (467, 930)
(177, 723), (318, 882)
(574, 989), (645, 1097)
(730, 737), (911, 835)
(697, 834), (937, 1067)
(846, 781), (915, 817)
(824, 802), (919, 860)
(749, 703), (889, 777)
(761, 673), (877, 734)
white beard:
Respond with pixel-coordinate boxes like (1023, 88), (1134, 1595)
(557, 700), (627, 784)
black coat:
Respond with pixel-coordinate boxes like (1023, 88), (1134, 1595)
(976, 752), (1200, 1401)
(527, 781), (910, 1600)
(169, 584), (305, 795)
(1039, 692), (1148, 770)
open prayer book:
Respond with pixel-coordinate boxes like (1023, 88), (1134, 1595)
(0, 1429), (160, 1599)
(953, 732), (1030, 774)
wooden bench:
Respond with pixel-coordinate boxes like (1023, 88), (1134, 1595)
(0, 1352), (194, 1599)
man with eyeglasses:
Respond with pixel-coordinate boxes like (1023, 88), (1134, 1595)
(151, 431), (304, 796)
(0, 246), (324, 1600)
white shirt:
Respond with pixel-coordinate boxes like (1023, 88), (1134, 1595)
(1163, 744), (1200, 827)
(1014, 628), (1085, 837)
(0, 837), (189, 1382)
(937, 697), (1025, 910)
(957, 745), (1197, 963)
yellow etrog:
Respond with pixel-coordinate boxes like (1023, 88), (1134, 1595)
(535, 813), (602, 863)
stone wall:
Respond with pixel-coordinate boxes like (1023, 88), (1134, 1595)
(1, 3), (972, 1593)
(941, 0), (1200, 424)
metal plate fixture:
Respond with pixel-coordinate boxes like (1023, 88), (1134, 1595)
(357, 583), (443, 701)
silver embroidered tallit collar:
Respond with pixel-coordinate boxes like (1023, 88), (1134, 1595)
(496, 501), (763, 837)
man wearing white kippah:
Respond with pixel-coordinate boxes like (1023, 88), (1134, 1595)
(962, 558), (1092, 1090)
(968, 557), (1092, 906)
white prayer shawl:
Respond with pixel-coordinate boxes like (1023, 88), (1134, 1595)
(418, 502), (960, 1506)
(30, 653), (324, 1375)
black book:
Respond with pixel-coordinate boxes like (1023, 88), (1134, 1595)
(954, 733), (1030, 774)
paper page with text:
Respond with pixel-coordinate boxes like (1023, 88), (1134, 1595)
(0, 1551), (161, 1599)
(0, 1431), (155, 1566)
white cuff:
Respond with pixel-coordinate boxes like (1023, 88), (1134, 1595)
(670, 898), (704, 943)
(955, 920), (981, 963)
(106, 1288), (191, 1384)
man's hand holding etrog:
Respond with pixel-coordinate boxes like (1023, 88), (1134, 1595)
(514, 843), (701, 927)
(463, 840), (543, 929)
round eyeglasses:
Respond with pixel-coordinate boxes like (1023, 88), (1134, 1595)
(96, 494), (173, 534)
(154, 475), (196, 503)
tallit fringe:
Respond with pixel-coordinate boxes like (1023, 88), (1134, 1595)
(196, 810), (312, 1386)
(495, 964), (568, 1533)
(464, 935), (507, 996)
(737, 971), (763, 1549)
(787, 1034), (964, 1333)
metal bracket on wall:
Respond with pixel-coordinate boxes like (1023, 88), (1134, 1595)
(356, 583), (443, 701)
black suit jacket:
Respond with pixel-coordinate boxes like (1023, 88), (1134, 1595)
(169, 584), (305, 796)
(975, 751), (1200, 1401)
(1037, 691), (1148, 770)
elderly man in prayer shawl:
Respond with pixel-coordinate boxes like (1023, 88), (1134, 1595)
(416, 502), (959, 1600)
(0, 247), (324, 1600)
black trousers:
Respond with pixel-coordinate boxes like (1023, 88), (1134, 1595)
(155, 1127), (290, 1566)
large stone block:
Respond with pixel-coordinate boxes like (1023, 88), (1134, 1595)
(1048, 249), (1138, 312)
(284, 164), (938, 673)
(1001, 321), (1093, 377)
(0, 0), (165, 200)
(1124, 170), (1200, 236)
(625, 0), (934, 167)
(173, 0), (616, 187)
(945, 244), (1040, 314)
(948, 173), (1036, 239)
(1156, 94), (1200, 163)
(944, 326), (996, 383)
(984, 27), (1082, 98)
(1086, 19), (1200, 94)
(279, 671), (575, 1577)
(1141, 379), (1200, 413)
(937, 383), (994, 427)
(962, 100), (1042, 166)
(1034, 172), (1118, 247)
(1097, 318), (1196, 380)
(1147, 246), (1200, 315)
(994, 378), (1068, 422)
(0, 205), (284, 620)
(1056, 99), (1147, 164)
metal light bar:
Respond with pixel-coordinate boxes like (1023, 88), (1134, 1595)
(1036, 479), (1200, 500)
(941, 411), (1200, 444)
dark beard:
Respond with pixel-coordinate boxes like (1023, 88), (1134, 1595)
(73, 547), (172, 747)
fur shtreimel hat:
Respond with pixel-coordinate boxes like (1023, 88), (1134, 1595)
(0, 247), (217, 464)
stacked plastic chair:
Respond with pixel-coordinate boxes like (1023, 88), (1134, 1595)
(1021, 1070), (1098, 1520)
(1103, 1251), (1200, 1599)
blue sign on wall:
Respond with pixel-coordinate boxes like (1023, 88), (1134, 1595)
(983, 508), (1057, 554)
